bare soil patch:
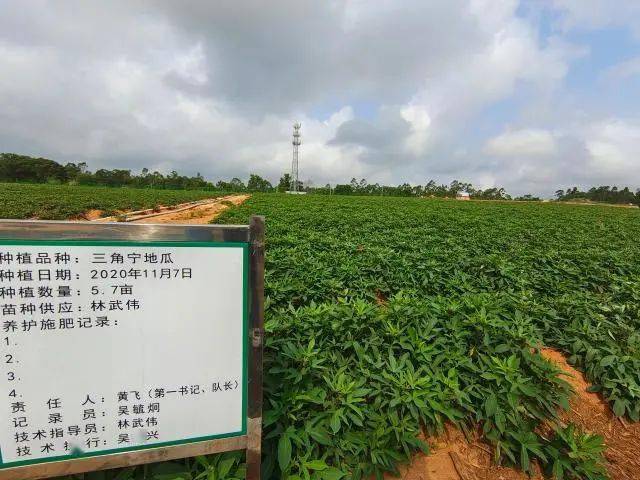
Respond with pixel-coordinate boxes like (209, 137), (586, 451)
(393, 348), (640, 480)
(388, 424), (537, 480)
(71, 208), (107, 221)
(540, 348), (640, 480)
(79, 209), (104, 220)
(375, 289), (388, 307)
(130, 194), (249, 224)
(563, 201), (639, 209)
(85, 194), (249, 224)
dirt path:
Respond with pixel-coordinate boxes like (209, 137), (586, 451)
(391, 426), (537, 480)
(88, 194), (249, 224)
(129, 194), (249, 224)
(391, 348), (640, 480)
(540, 348), (640, 480)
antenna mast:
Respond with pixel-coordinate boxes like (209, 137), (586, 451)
(291, 123), (301, 192)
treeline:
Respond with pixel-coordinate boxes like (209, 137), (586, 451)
(3, 153), (639, 204)
(0, 153), (275, 192)
(309, 178), (515, 200)
(555, 186), (640, 205)
(0, 155), (517, 199)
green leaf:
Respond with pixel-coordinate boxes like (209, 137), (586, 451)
(520, 445), (530, 473)
(304, 460), (328, 471)
(613, 398), (626, 417)
(495, 411), (505, 432)
(321, 468), (346, 480)
(217, 457), (236, 479)
(330, 410), (342, 433)
(485, 393), (498, 417)
(150, 462), (190, 480)
(308, 427), (333, 446)
(552, 459), (564, 480)
(278, 434), (292, 472)
(599, 355), (616, 367)
(518, 383), (537, 397)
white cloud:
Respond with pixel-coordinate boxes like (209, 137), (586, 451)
(548, 0), (640, 37)
(0, 0), (637, 196)
(604, 56), (640, 81)
(485, 129), (558, 156)
(477, 119), (640, 195)
(395, 1), (575, 158)
(6, 0), (573, 184)
(585, 119), (640, 179)
(400, 105), (432, 155)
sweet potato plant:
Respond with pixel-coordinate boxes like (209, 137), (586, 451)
(46, 193), (639, 479)
(212, 194), (640, 479)
(0, 183), (222, 219)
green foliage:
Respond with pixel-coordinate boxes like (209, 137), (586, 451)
(0, 153), (217, 189)
(0, 153), (68, 183)
(557, 186), (640, 206)
(276, 174), (291, 193)
(56, 451), (247, 480)
(41, 193), (636, 479)
(258, 295), (575, 479)
(214, 194), (639, 477)
(0, 183), (223, 219)
(216, 178), (247, 192)
(514, 194), (542, 201)
(544, 425), (608, 480)
(247, 174), (273, 192)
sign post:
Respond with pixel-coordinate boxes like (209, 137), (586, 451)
(0, 217), (264, 480)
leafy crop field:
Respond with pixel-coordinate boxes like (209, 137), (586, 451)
(3, 190), (639, 479)
(213, 194), (640, 480)
(0, 183), (221, 219)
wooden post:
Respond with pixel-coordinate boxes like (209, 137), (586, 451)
(246, 216), (265, 480)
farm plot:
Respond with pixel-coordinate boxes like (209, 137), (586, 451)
(213, 194), (640, 479)
(0, 183), (223, 220)
(2, 189), (639, 479)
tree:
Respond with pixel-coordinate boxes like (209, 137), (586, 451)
(424, 180), (437, 194)
(215, 178), (246, 191)
(247, 174), (273, 192)
(230, 177), (246, 191)
(304, 179), (314, 192)
(449, 180), (462, 196)
(515, 194), (541, 201)
(63, 163), (83, 182)
(334, 184), (353, 195)
(277, 174), (292, 192)
(397, 183), (413, 196)
(94, 168), (132, 187)
(0, 153), (67, 183)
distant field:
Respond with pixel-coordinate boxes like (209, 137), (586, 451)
(0, 183), (222, 219)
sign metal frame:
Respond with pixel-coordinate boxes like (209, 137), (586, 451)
(0, 216), (265, 480)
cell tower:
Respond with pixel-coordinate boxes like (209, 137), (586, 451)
(291, 122), (301, 192)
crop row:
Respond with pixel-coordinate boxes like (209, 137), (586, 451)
(0, 183), (222, 220)
(5, 191), (637, 479)
(212, 194), (640, 479)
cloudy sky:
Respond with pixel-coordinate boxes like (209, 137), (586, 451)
(1, 0), (639, 196)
